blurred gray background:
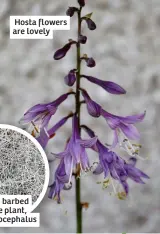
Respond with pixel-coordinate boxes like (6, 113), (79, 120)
(0, 0), (160, 232)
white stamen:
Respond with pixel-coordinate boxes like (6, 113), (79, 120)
(68, 157), (73, 184)
(110, 177), (117, 195)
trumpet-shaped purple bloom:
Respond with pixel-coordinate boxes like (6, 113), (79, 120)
(64, 69), (76, 86)
(53, 115), (97, 177)
(20, 92), (73, 131)
(82, 125), (149, 195)
(48, 159), (70, 203)
(37, 113), (73, 148)
(82, 75), (126, 95)
(54, 41), (76, 60)
(94, 142), (149, 194)
(101, 109), (146, 148)
(81, 89), (101, 117)
(49, 115), (97, 202)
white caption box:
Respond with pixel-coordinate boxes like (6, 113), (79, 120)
(0, 195), (39, 227)
(10, 16), (70, 39)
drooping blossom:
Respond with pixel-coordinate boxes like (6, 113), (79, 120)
(101, 109), (146, 148)
(48, 159), (70, 203)
(82, 75), (126, 95)
(82, 125), (149, 195)
(20, 92), (74, 133)
(80, 88), (101, 117)
(51, 115), (97, 186)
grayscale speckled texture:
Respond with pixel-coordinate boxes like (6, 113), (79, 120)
(0, 128), (45, 204)
(0, 0), (159, 232)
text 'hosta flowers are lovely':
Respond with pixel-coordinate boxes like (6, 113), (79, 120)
(20, 0), (149, 231)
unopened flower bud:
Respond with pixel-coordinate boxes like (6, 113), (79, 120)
(66, 7), (78, 17)
(78, 0), (85, 7)
(85, 18), (96, 30)
(79, 35), (87, 44)
(64, 70), (76, 86)
(54, 41), (76, 60)
(86, 57), (96, 67)
(81, 89), (101, 117)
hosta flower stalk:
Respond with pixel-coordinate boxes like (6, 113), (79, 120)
(20, 1), (149, 233)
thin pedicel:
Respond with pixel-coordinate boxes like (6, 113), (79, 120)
(20, 0), (149, 233)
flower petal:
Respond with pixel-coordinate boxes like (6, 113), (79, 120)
(119, 111), (146, 124)
(81, 89), (101, 117)
(72, 115), (80, 140)
(110, 130), (119, 149)
(120, 123), (140, 140)
(93, 163), (103, 175)
(52, 150), (69, 159)
(77, 136), (97, 148)
(25, 104), (47, 113)
(104, 81), (126, 95)
(129, 176), (145, 184)
(36, 128), (49, 148)
(64, 153), (73, 176)
(121, 181), (129, 194)
(19, 112), (39, 125)
(52, 93), (71, 107)
(126, 165), (150, 179)
(48, 182), (56, 199)
(83, 75), (126, 95)
(41, 114), (52, 129)
(82, 125), (96, 138)
(48, 114), (72, 137)
(70, 143), (81, 163)
(80, 148), (90, 170)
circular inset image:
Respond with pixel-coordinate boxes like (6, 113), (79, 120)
(0, 124), (49, 212)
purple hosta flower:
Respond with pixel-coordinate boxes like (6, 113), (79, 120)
(37, 113), (73, 148)
(78, 34), (87, 44)
(53, 115), (97, 180)
(85, 18), (96, 30)
(78, 0), (85, 7)
(66, 7), (78, 17)
(101, 109), (146, 151)
(81, 56), (96, 68)
(94, 142), (149, 196)
(54, 41), (76, 60)
(82, 125), (149, 196)
(48, 159), (70, 203)
(64, 69), (76, 86)
(82, 75), (126, 94)
(80, 88), (101, 117)
(20, 92), (73, 135)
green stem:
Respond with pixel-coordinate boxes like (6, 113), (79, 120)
(75, 6), (82, 234)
